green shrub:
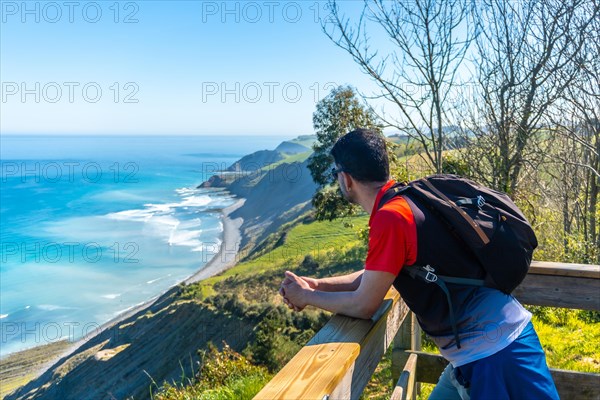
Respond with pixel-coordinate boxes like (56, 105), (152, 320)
(526, 306), (600, 327)
(153, 342), (271, 400)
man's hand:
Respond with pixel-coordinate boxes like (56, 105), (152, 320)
(281, 269), (395, 319)
(279, 284), (300, 311)
(279, 273), (299, 311)
(279, 271), (315, 311)
(280, 274), (318, 290)
(299, 276), (319, 290)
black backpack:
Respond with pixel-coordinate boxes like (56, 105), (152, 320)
(378, 175), (538, 347)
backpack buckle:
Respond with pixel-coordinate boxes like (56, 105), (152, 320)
(477, 195), (486, 209)
(423, 265), (438, 283)
(425, 271), (438, 283)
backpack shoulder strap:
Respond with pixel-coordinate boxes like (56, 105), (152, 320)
(377, 182), (410, 210)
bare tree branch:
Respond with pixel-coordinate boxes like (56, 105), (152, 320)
(322, 0), (475, 173)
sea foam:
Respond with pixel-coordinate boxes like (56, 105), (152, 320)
(101, 294), (122, 300)
(106, 190), (216, 252)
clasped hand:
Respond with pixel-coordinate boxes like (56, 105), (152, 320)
(278, 271), (317, 312)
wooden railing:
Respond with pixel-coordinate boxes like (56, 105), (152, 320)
(254, 261), (600, 400)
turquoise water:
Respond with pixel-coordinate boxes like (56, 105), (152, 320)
(0, 135), (287, 356)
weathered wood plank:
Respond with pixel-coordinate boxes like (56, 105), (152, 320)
(550, 368), (600, 399)
(343, 292), (410, 400)
(329, 362), (354, 400)
(392, 311), (413, 385)
(254, 289), (409, 400)
(391, 353), (418, 400)
(513, 273), (600, 311)
(529, 261), (600, 279)
(399, 350), (448, 385)
(411, 313), (422, 352)
(392, 313), (422, 384)
(253, 341), (360, 399)
(404, 351), (600, 400)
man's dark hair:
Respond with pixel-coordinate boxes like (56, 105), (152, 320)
(331, 128), (390, 182)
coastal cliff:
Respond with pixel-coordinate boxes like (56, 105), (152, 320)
(2, 135), (320, 400)
(199, 136), (318, 253)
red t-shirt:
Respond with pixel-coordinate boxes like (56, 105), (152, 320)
(365, 180), (418, 276)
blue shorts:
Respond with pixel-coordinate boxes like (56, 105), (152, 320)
(430, 321), (559, 400)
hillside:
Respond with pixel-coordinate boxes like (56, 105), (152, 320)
(3, 286), (256, 400)
(225, 136), (313, 173)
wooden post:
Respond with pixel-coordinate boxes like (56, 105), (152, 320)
(392, 312), (412, 385)
(410, 313), (422, 397)
(392, 312), (421, 399)
(411, 313), (421, 352)
(391, 353), (418, 400)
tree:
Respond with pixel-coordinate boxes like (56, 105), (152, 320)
(308, 86), (383, 221)
(546, 0), (600, 262)
(322, 0), (475, 173)
(455, 0), (598, 195)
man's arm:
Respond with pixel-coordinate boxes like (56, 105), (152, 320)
(279, 270), (364, 311)
(309, 269), (364, 292)
(282, 269), (396, 319)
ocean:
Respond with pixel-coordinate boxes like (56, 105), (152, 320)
(0, 134), (288, 357)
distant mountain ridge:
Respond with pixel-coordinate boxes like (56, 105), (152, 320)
(227, 149), (285, 172)
(226, 138), (312, 172)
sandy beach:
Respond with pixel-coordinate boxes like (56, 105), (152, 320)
(185, 197), (245, 284)
(0, 196), (246, 398)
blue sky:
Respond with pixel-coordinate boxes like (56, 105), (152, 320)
(0, 1), (383, 135)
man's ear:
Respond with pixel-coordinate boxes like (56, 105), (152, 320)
(341, 171), (353, 191)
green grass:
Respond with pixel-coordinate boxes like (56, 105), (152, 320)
(153, 344), (272, 400)
(289, 135), (317, 149)
(533, 315), (600, 373)
(268, 151), (312, 168)
(187, 215), (368, 299)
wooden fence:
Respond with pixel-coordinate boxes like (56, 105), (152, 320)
(255, 261), (600, 400)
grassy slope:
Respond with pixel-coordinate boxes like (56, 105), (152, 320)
(288, 135), (317, 149)
(268, 151), (312, 168)
(186, 214), (368, 300)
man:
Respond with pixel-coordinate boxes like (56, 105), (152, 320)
(279, 129), (559, 399)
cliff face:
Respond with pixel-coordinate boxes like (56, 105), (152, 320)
(227, 158), (318, 252)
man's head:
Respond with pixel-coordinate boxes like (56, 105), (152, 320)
(331, 128), (390, 182)
(330, 128), (390, 206)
